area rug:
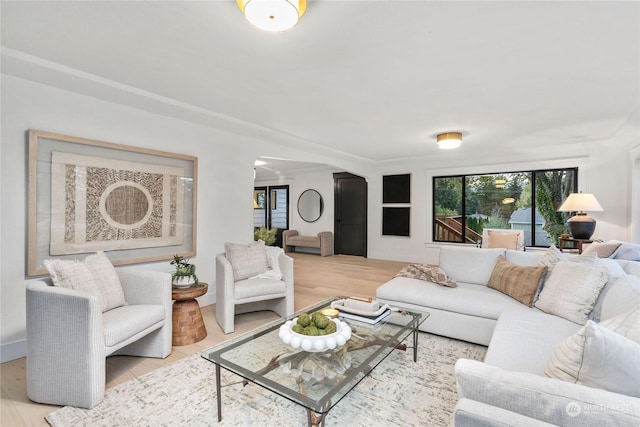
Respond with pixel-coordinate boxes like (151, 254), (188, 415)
(46, 333), (486, 427)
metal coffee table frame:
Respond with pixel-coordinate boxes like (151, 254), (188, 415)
(201, 297), (427, 426)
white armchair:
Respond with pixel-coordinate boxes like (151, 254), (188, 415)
(26, 269), (172, 409)
(215, 250), (294, 334)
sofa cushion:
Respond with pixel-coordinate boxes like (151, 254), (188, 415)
(103, 304), (165, 348)
(456, 359), (640, 426)
(487, 256), (546, 307)
(224, 241), (269, 281)
(485, 310), (580, 375)
(377, 277), (527, 320)
(439, 246), (505, 286)
(396, 264), (456, 287)
(44, 252), (126, 312)
(535, 261), (608, 324)
(545, 320), (640, 398)
(234, 277), (287, 300)
(505, 249), (544, 266)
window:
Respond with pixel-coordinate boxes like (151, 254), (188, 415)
(433, 168), (577, 247)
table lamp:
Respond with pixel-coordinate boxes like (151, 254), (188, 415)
(557, 192), (603, 240)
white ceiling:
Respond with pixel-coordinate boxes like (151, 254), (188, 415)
(2, 1), (639, 171)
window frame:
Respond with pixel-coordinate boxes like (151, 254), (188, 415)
(432, 167), (578, 247)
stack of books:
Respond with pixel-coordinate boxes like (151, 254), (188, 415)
(338, 308), (391, 325)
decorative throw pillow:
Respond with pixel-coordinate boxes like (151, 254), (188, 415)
(534, 261), (608, 324)
(599, 306), (640, 344)
(396, 264), (457, 287)
(613, 242), (640, 261)
(224, 241), (269, 281)
(249, 246), (283, 280)
(582, 241), (622, 259)
(537, 245), (565, 270)
(544, 320), (640, 397)
(487, 256), (546, 306)
(44, 252), (126, 312)
(485, 230), (523, 250)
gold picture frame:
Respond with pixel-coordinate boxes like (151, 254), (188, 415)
(27, 130), (198, 276)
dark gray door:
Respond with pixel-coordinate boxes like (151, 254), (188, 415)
(333, 173), (367, 256)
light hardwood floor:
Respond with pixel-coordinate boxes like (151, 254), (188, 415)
(1, 253), (407, 426)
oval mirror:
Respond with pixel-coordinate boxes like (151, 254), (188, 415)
(298, 189), (323, 223)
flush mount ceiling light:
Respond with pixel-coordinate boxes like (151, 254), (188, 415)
(236, 0), (306, 32)
(436, 132), (462, 150)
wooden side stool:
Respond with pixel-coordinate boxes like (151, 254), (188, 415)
(171, 283), (208, 346)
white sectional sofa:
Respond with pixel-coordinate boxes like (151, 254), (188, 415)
(375, 244), (640, 426)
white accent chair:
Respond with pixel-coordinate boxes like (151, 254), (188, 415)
(26, 269), (172, 409)
(215, 251), (294, 334)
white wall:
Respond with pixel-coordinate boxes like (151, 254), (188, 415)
(0, 75), (369, 361)
(256, 168), (335, 254)
(1, 73), (636, 362)
(366, 141), (634, 264)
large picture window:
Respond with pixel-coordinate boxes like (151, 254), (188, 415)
(433, 168), (577, 247)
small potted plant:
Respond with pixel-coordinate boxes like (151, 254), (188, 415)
(170, 254), (198, 288)
(254, 226), (278, 246)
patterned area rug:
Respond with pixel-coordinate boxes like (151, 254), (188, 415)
(46, 334), (486, 426)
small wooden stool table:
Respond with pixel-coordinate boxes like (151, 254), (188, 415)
(171, 282), (208, 346)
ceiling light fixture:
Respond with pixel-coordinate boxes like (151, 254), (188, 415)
(436, 132), (462, 150)
(236, 0), (306, 32)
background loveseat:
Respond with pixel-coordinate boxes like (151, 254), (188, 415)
(283, 230), (334, 257)
(376, 244), (640, 425)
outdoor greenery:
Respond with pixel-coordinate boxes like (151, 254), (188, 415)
(434, 168), (576, 246)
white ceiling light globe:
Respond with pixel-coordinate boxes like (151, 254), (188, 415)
(244, 0), (300, 32)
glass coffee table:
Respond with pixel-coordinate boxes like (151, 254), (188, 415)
(201, 297), (428, 426)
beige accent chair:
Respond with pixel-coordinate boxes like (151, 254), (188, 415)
(26, 269), (172, 409)
(215, 250), (294, 334)
(481, 229), (525, 250)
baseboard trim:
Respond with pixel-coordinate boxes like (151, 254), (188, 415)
(1, 340), (26, 363)
(197, 289), (216, 308)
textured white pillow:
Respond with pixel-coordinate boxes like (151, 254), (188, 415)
(534, 261), (608, 324)
(545, 320), (640, 397)
(536, 245), (565, 269)
(224, 241), (269, 281)
(44, 252), (126, 312)
(599, 306), (640, 343)
(250, 246), (284, 280)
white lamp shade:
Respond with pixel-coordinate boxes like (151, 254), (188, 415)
(238, 0), (305, 32)
(557, 193), (603, 212)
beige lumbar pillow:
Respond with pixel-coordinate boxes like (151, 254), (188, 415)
(545, 309), (640, 398)
(224, 241), (269, 281)
(487, 256), (546, 307)
(396, 264), (457, 287)
(534, 261), (608, 324)
(44, 252), (126, 312)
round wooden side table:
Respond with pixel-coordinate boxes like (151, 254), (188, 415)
(171, 282), (208, 346)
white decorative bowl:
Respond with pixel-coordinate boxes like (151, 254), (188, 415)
(279, 317), (352, 352)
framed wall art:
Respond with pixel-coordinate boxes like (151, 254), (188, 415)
(27, 130), (198, 276)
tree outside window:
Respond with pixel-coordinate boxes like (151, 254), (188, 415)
(433, 168), (577, 247)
